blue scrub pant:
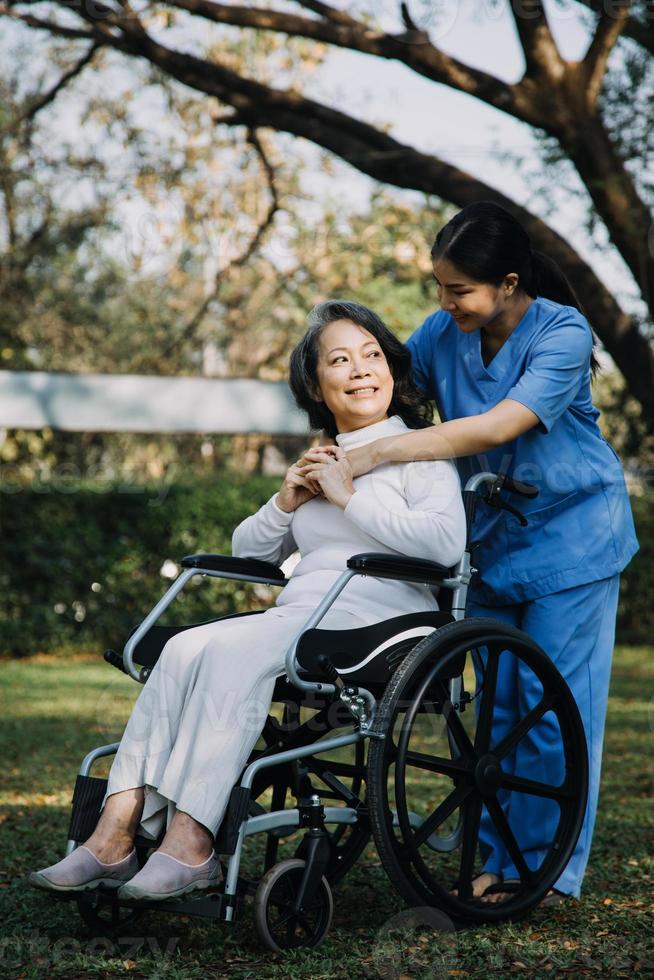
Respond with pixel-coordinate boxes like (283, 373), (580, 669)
(467, 574), (620, 897)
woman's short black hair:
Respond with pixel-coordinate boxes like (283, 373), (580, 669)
(289, 300), (433, 438)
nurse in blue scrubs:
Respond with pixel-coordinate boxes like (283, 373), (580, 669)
(324, 201), (639, 901)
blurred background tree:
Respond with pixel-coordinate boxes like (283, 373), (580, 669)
(1, 1), (651, 423)
(0, 28), (452, 483)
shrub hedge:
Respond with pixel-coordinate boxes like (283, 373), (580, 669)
(0, 479), (651, 656)
(0, 475), (279, 657)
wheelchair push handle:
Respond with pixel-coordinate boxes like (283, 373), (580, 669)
(500, 475), (539, 499)
(462, 471), (539, 542)
(486, 474), (539, 527)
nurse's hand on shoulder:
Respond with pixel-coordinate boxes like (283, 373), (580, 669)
(344, 440), (380, 478)
(298, 441), (378, 479)
(276, 459), (321, 513)
(301, 447), (355, 510)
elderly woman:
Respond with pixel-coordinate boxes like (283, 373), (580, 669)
(29, 300), (466, 902)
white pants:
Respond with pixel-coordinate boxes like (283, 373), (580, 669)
(99, 605), (366, 841)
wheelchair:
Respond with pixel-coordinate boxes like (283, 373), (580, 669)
(52, 471), (588, 950)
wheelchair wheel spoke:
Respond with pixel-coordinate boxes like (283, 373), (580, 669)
(484, 796), (532, 883)
(414, 782), (472, 848)
(296, 911), (314, 936)
(500, 771), (575, 802)
(474, 648), (499, 755)
(271, 906), (295, 929)
(456, 793), (483, 901)
(492, 694), (556, 761)
(405, 750), (471, 780)
(432, 679), (475, 761)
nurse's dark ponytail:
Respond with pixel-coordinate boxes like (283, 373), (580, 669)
(431, 201), (600, 374)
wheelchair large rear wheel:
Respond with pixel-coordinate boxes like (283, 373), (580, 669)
(367, 618), (588, 925)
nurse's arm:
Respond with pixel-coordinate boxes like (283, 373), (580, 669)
(346, 400), (540, 475)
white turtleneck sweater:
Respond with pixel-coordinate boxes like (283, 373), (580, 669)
(231, 415), (467, 624)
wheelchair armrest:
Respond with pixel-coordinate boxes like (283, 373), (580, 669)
(346, 552), (453, 585)
(181, 553), (287, 583)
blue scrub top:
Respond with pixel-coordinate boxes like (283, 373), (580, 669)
(407, 297), (639, 603)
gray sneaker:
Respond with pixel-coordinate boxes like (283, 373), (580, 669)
(28, 846), (140, 893)
(117, 849), (222, 901)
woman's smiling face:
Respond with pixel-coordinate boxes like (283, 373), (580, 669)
(315, 319), (394, 433)
(433, 256), (517, 333)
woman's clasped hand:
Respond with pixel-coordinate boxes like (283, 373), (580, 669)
(275, 456), (321, 513)
(276, 445), (356, 513)
(300, 445), (355, 510)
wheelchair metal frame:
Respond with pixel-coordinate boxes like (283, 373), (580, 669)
(63, 471), (513, 924)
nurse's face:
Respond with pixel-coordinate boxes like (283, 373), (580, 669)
(314, 319), (394, 433)
(432, 256), (519, 333)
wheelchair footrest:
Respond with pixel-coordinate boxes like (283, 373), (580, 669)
(118, 890), (226, 920)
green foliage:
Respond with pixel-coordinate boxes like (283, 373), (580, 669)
(0, 474), (278, 657)
(1, 480), (652, 657)
(617, 493), (654, 643)
(594, 367), (654, 468)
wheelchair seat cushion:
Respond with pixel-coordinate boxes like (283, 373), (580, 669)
(295, 611), (454, 689)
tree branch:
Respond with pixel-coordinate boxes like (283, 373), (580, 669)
(159, 0), (369, 48)
(0, 7), (96, 41)
(575, 0), (654, 57)
(160, 126), (280, 359)
(159, 0), (538, 126)
(293, 0), (360, 27)
(510, 0), (565, 80)
(0, 43), (98, 138)
(583, 1), (633, 106)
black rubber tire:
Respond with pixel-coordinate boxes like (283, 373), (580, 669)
(253, 858), (333, 951)
(367, 617), (588, 926)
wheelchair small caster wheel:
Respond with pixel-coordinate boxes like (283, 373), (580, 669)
(253, 857), (333, 951)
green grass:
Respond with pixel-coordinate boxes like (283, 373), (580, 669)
(1, 647), (653, 979)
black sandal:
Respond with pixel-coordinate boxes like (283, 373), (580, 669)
(480, 877), (521, 902)
(539, 888), (569, 908)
